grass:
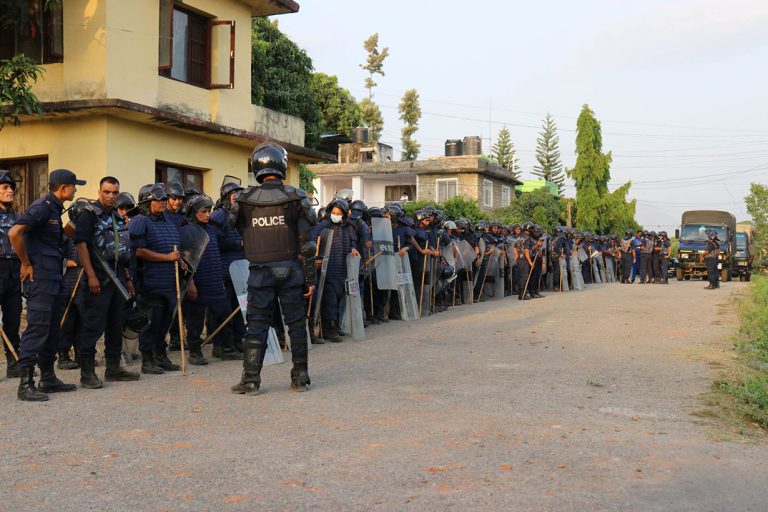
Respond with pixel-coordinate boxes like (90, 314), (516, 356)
(715, 275), (768, 429)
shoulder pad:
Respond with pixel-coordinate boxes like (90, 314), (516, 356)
(239, 186), (297, 206)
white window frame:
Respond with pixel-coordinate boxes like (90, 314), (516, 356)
(483, 179), (493, 207)
(501, 185), (511, 207)
(436, 178), (458, 203)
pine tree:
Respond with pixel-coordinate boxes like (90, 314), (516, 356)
(399, 88), (421, 161)
(492, 126), (520, 179)
(532, 113), (566, 195)
(359, 33), (389, 141)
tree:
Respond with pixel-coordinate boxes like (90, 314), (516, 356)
(398, 88), (421, 161)
(491, 188), (562, 231)
(532, 113), (566, 195)
(251, 18), (322, 148)
(298, 164), (317, 195)
(491, 126), (520, 178)
(310, 72), (362, 137)
(745, 182), (768, 262)
(359, 33), (389, 140)
(403, 196), (486, 223)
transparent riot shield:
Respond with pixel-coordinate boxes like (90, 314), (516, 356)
(312, 228), (335, 331)
(397, 253), (420, 321)
(343, 253), (365, 341)
(559, 257), (570, 291)
(371, 217), (397, 290)
(494, 249), (505, 300)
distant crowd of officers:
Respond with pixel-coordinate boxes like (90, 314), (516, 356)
(0, 142), (679, 401)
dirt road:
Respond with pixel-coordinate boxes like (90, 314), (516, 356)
(1, 280), (765, 511)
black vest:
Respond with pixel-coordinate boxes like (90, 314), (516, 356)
(237, 184), (301, 264)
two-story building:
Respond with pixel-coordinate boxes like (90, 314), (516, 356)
(0, 0), (331, 210)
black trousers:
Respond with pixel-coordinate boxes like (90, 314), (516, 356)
(517, 259), (531, 296)
(621, 253), (633, 282)
(640, 253), (652, 282)
(705, 258), (719, 286)
(0, 274), (22, 357)
(19, 279), (61, 368)
(139, 291), (176, 353)
(77, 280), (125, 359)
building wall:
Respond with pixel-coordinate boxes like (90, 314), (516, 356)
(418, 173), (480, 203)
(475, 174), (515, 210)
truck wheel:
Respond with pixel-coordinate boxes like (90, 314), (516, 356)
(746, 272), (751, 282)
(676, 268), (683, 281)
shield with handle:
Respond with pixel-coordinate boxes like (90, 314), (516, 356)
(312, 228), (335, 332)
(494, 248), (505, 300)
(371, 217), (397, 290)
(340, 253), (365, 341)
(396, 252), (420, 321)
(228, 259), (284, 365)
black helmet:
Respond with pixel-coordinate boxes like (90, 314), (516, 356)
(116, 192), (136, 210)
(367, 207), (384, 218)
(642, 230), (649, 236)
(414, 209), (431, 222)
(423, 205), (437, 216)
(625, 229), (633, 237)
(386, 204), (403, 219)
(659, 231), (667, 237)
(649, 231), (657, 237)
(166, 181), (186, 199)
(349, 200), (367, 220)
(389, 201), (403, 211)
(139, 183), (168, 204)
(251, 142), (288, 183)
(0, 170), (17, 191)
(67, 198), (93, 223)
(123, 298), (151, 339)
(186, 194), (214, 220)
(326, 198), (349, 217)
(522, 221), (534, 232)
(456, 219), (469, 230)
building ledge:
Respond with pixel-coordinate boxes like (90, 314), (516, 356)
(7, 98), (334, 163)
(245, 0), (300, 16)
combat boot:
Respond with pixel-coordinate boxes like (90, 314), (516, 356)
(187, 342), (208, 366)
(6, 354), (20, 378)
(218, 337), (244, 360)
(104, 355), (140, 382)
(290, 359), (311, 392)
(231, 338), (265, 396)
(141, 351), (164, 374)
(17, 365), (48, 402)
(38, 362), (77, 393)
(79, 354), (103, 389)
(323, 320), (342, 343)
(154, 346), (180, 371)
(57, 350), (79, 370)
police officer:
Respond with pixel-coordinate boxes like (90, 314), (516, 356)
(0, 170), (22, 378)
(701, 229), (720, 289)
(129, 184), (182, 374)
(516, 222), (535, 300)
(9, 169), (83, 401)
(74, 177), (139, 388)
(658, 231), (671, 284)
(231, 142), (318, 395)
(164, 181), (186, 351)
(620, 230), (634, 283)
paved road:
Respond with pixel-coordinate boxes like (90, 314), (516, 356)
(1, 280), (766, 511)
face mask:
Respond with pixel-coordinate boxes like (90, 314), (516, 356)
(330, 214), (343, 224)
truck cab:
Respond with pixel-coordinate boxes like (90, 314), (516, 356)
(733, 227), (754, 281)
(675, 210), (736, 281)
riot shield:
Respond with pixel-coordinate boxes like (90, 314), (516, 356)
(559, 257), (570, 291)
(605, 256), (615, 283)
(312, 229), (335, 331)
(371, 217), (397, 290)
(397, 253), (420, 321)
(569, 253), (584, 291)
(180, 223), (210, 275)
(494, 250), (505, 300)
(341, 253), (365, 341)
(441, 241), (457, 269)
(221, 175), (242, 188)
(591, 251), (603, 283)
(458, 240), (476, 270)
(481, 250), (499, 301)
(418, 253), (433, 317)
(228, 259), (284, 365)
(474, 237), (487, 286)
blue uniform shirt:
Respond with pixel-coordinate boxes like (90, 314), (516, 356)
(130, 212), (180, 293)
(16, 193), (64, 280)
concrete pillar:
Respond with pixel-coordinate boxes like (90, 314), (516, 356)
(312, 177), (322, 205)
(351, 176), (363, 201)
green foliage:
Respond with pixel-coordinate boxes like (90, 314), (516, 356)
(491, 126), (520, 178)
(359, 33), (388, 140)
(359, 97), (383, 141)
(490, 188), (562, 231)
(0, 54), (45, 130)
(298, 164), (317, 195)
(398, 88), (421, 161)
(310, 72), (362, 137)
(716, 276), (768, 428)
(251, 18), (322, 148)
(566, 104), (638, 234)
(745, 183), (768, 263)
(532, 113), (565, 195)
(403, 196), (487, 223)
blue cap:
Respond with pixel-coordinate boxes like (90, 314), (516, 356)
(49, 169), (86, 186)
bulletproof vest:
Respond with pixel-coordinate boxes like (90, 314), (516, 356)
(0, 208), (19, 259)
(705, 241), (719, 259)
(133, 213), (181, 292)
(551, 236), (563, 258)
(620, 238), (632, 253)
(90, 201), (130, 266)
(185, 222), (224, 297)
(641, 238), (654, 254)
(237, 184), (301, 264)
(661, 239), (671, 257)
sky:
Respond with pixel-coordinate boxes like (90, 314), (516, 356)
(276, 0), (768, 232)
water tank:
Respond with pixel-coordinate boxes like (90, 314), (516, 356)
(445, 139), (463, 157)
(353, 127), (369, 143)
(463, 136), (482, 156)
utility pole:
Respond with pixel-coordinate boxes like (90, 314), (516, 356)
(566, 200), (572, 228)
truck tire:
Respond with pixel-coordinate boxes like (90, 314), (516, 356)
(746, 272), (751, 282)
(676, 268), (683, 281)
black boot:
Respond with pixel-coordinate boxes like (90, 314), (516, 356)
(168, 335), (181, 352)
(323, 320), (341, 343)
(309, 330), (325, 345)
(154, 346), (180, 371)
(57, 350), (79, 370)
(105, 355), (140, 382)
(290, 359), (311, 392)
(231, 338), (264, 395)
(6, 354), (20, 378)
(38, 362), (77, 393)
(188, 342), (208, 366)
(17, 365), (48, 401)
(79, 354), (103, 389)
(218, 337), (244, 361)
(141, 351), (164, 374)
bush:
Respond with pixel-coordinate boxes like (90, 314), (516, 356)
(402, 196), (487, 222)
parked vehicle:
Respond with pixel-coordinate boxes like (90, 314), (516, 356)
(733, 224), (755, 281)
(675, 210), (736, 281)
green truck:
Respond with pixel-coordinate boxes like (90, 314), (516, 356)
(733, 224), (755, 281)
(675, 210), (736, 281)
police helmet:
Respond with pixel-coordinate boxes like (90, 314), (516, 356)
(326, 198), (349, 218)
(659, 231), (667, 238)
(649, 231), (657, 237)
(642, 230), (649, 236)
(456, 219), (469, 230)
(444, 220), (457, 230)
(434, 210), (446, 225)
(123, 298), (151, 339)
(116, 192), (136, 210)
(414, 209), (431, 222)
(476, 220), (488, 231)
(389, 201), (403, 211)
(251, 142), (288, 183)
(386, 204), (403, 219)
(220, 182), (243, 202)
(349, 200), (367, 220)
(0, 170), (17, 191)
(139, 183), (168, 204)
(186, 194), (214, 220)
(625, 229), (633, 237)
(67, 198), (93, 222)
(367, 207), (384, 218)
(166, 181), (186, 199)
(522, 221), (534, 232)
(423, 205), (437, 216)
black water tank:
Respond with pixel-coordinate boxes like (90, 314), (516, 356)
(353, 127), (369, 143)
(463, 136), (482, 156)
(445, 139), (463, 157)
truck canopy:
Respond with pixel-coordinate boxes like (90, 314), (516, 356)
(681, 210), (737, 230)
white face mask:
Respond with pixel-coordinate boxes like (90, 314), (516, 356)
(330, 214), (343, 224)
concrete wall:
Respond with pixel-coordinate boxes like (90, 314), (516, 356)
(418, 173), (480, 203)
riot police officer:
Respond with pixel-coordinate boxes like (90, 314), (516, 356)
(231, 142), (317, 395)
(0, 170), (22, 378)
(74, 177), (139, 388)
(701, 229), (720, 289)
(10, 169), (83, 401)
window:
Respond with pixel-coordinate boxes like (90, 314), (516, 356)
(155, 162), (204, 192)
(436, 178), (458, 203)
(501, 185), (511, 207)
(384, 185), (415, 202)
(158, 0), (235, 89)
(0, 156), (49, 212)
(0, 1), (63, 64)
(483, 179), (493, 207)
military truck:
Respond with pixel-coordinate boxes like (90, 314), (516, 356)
(675, 210), (736, 281)
(733, 224), (755, 281)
